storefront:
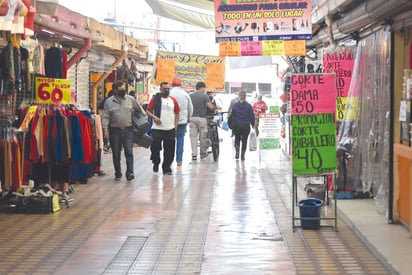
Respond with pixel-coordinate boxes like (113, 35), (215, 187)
(393, 24), (412, 233)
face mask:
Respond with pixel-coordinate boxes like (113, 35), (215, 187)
(162, 88), (170, 96)
(117, 89), (126, 97)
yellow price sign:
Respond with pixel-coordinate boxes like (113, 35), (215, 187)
(35, 78), (71, 105)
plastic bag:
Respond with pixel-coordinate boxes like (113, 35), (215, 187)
(221, 120), (229, 131)
(249, 130), (257, 151)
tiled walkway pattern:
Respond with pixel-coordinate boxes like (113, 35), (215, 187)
(263, 157), (392, 274)
(0, 132), (395, 274)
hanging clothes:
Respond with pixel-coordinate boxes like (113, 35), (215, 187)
(44, 47), (62, 78)
(0, 42), (15, 96)
(19, 105), (97, 185)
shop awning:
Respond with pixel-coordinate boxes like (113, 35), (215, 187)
(144, 0), (215, 29)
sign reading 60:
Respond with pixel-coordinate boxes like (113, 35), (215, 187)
(35, 78), (71, 105)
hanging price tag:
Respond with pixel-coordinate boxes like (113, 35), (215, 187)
(35, 78), (71, 105)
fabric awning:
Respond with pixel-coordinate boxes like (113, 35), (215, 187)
(144, 0), (215, 29)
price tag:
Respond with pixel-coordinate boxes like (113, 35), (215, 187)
(35, 78), (71, 105)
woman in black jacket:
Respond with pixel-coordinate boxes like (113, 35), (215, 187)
(231, 90), (255, 160)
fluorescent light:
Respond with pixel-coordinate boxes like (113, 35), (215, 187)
(62, 35), (73, 40)
(41, 28), (55, 35)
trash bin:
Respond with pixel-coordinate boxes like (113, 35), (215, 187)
(298, 198), (323, 229)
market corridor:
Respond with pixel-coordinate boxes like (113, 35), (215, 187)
(0, 130), (392, 274)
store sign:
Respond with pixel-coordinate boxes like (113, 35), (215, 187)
(259, 113), (281, 150)
(292, 114), (336, 175)
(35, 78), (71, 105)
(323, 51), (354, 97)
(219, 40), (306, 56)
(156, 51), (225, 91)
(290, 73), (336, 115)
(291, 73), (336, 175)
(214, 0), (312, 42)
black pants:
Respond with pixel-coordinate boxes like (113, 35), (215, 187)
(150, 129), (176, 173)
(233, 124), (251, 152)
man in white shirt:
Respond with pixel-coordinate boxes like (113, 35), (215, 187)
(170, 77), (193, 166)
(146, 82), (180, 175)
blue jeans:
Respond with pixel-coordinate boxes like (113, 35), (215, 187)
(109, 127), (134, 178)
(175, 124), (187, 163)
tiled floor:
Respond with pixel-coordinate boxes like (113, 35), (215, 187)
(0, 129), (406, 274)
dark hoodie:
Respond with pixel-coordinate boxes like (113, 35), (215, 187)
(232, 101), (255, 127)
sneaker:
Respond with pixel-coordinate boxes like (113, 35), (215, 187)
(97, 171), (106, 176)
(192, 156), (197, 161)
(153, 163), (159, 172)
(114, 177), (121, 181)
(163, 170), (172, 175)
(126, 173), (135, 181)
(200, 155), (208, 160)
(177, 162), (182, 166)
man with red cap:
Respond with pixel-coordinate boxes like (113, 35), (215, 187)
(170, 77), (193, 166)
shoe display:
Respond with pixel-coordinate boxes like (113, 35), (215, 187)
(153, 163), (159, 172)
(126, 173), (135, 181)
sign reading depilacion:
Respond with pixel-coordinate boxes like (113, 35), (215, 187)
(290, 73), (336, 175)
(156, 51), (225, 91)
(214, 0), (312, 42)
(322, 50), (355, 121)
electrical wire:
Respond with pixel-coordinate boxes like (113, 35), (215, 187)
(104, 22), (214, 33)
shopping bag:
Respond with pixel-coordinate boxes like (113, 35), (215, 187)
(132, 107), (149, 137)
(221, 120), (229, 131)
(249, 130), (257, 151)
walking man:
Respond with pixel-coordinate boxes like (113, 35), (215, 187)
(189, 81), (216, 160)
(146, 82), (180, 175)
(170, 77), (193, 166)
(102, 80), (140, 181)
(252, 95), (268, 136)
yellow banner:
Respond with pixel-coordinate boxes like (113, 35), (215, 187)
(35, 78), (71, 105)
(262, 40), (285, 56)
(336, 96), (359, 121)
(18, 106), (38, 131)
(156, 51), (225, 91)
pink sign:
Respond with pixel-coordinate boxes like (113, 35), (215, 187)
(323, 51), (355, 97)
(241, 41), (262, 56)
(290, 73), (336, 115)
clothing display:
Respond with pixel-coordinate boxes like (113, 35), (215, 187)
(20, 104), (100, 186)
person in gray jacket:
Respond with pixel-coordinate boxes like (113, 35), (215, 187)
(102, 80), (140, 182)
